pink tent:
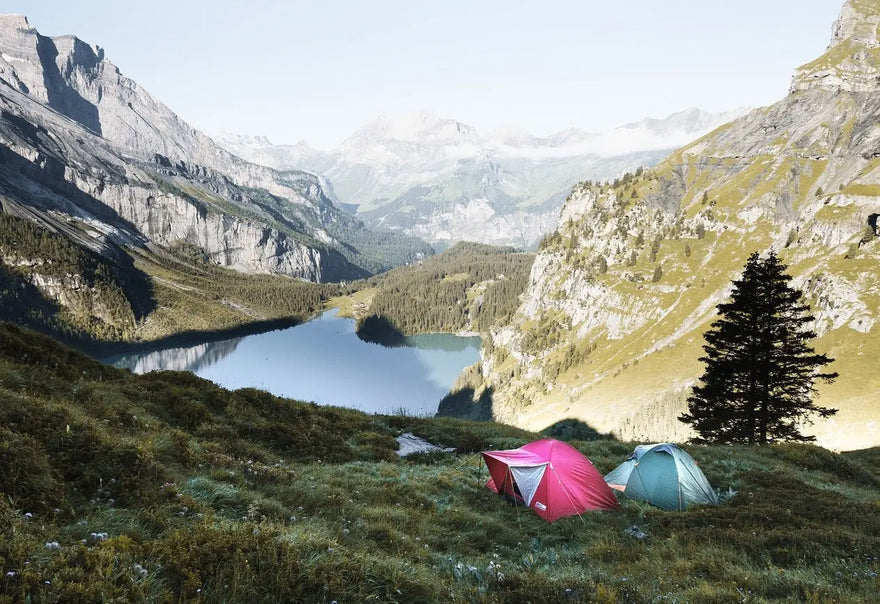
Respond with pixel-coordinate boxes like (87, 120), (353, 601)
(482, 439), (620, 521)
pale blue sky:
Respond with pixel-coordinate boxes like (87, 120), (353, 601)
(5, 1), (842, 148)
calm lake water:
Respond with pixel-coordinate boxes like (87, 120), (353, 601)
(105, 310), (482, 415)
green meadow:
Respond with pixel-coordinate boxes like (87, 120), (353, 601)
(0, 323), (878, 603)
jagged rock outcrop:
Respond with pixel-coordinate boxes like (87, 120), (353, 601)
(480, 0), (880, 451)
(791, 0), (880, 93)
(0, 80), (344, 281)
(0, 15), (429, 285)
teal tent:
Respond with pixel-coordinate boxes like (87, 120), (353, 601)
(604, 443), (718, 510)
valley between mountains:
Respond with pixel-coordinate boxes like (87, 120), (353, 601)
(0, 3), (878, 450)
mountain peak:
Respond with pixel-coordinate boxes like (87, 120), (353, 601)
(0, 15), (115, 134)
(829, 0), (880, 49)
(791, 0), (880, 92)
(214, 132), (275, 147)
(486, 124), (536, 146)
(344, 111), (479, 147)
(0, 14), (32, 30)
(620, 107), (713, 132)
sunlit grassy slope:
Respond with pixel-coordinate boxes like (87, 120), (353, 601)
(483, 71), (880, 450)
(1, 323), (878, 602)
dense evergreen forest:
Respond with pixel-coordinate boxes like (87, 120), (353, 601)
(351, 242), (535, 335)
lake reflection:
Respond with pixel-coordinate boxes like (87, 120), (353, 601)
(106, 310), (482, 415)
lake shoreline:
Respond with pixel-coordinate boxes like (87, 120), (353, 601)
(93, 304), (487, 366)
(93, 317), (303, 364)
(103, 310), (483, 416)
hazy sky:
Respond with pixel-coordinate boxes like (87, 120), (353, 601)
(5, 1), (842, 148)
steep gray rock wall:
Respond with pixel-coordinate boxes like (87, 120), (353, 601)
(0, 15), (431, 280)
(0, 15), (428, 281)
(0, 81), (345, 281)
(0, 15), (336, 215)
(0, 15), (358, 231)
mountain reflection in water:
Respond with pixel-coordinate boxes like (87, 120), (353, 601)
(110, 338), (243, 374)
(105, 310), (481, 415)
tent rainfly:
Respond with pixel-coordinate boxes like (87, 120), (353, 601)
(481, 438), (619, 521)
(604, 443), (718, 510)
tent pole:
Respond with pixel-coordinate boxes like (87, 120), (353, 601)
(508, 467), (523, 525)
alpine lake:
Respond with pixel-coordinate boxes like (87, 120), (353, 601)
(103, 310), (482, 415)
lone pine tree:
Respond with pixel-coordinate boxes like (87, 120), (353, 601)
(680, 251), (838, 444)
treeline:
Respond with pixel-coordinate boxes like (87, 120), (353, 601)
(353, 241), (534, 334)
(0, 262), (81, 341)
(0, 213), (145, 342)
(0, 215), (527, 346)
(0, 213), (124, 286)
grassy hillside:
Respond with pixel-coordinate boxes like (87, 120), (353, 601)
(1, 215), (532, 356)
(473, 1), (880, 450)
(0, 323), (878, 602)
(482, 83), (880, 450)
(0, 212), (346, 348)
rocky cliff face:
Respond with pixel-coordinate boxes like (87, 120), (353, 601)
(480, 0), (880, 451)
(219, 109), (743, 249)
(0, 79), (342, 281)
(0, 15), (429, 285)
(791, 0), (880, 93)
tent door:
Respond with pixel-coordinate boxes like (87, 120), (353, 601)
(509, 464), (548, 507)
